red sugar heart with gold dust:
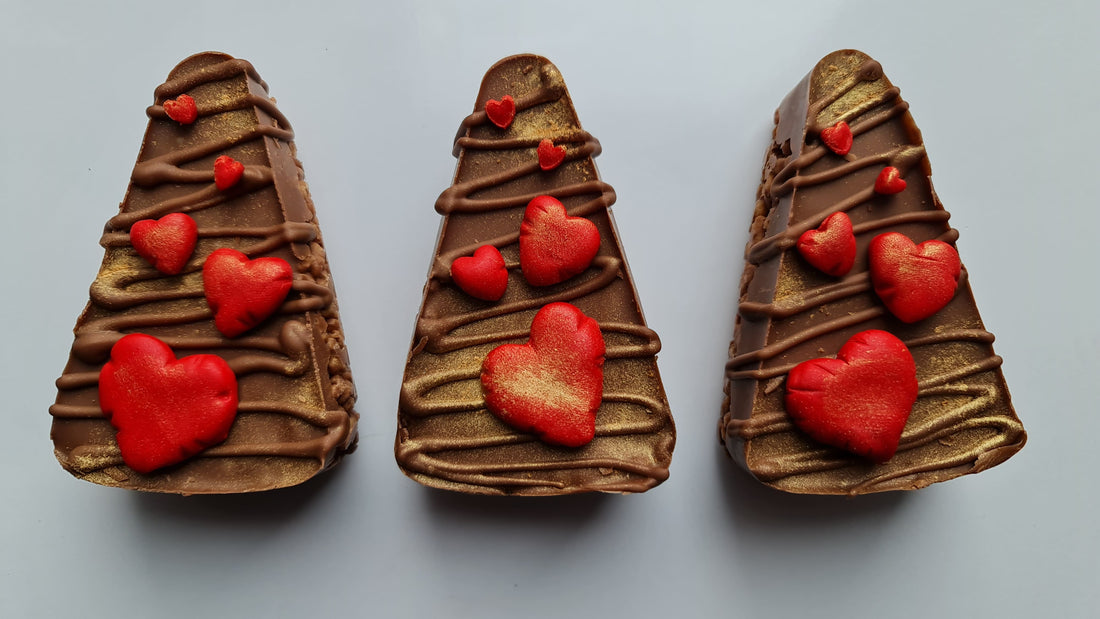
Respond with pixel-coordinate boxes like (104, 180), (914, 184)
(821, 121), (853, 155)
(869, 232), (961, 323)
(519, 195), (600, 286)
(796, 211), (856, 276)
(214, 155), (245, 190)
(130, 213), (198, 275)
(874, 166), (906, 194)
(452, 245), (508, 301)
(202, 248), (293, 337)
(537, 139), (566, 171)
(485, 95), (516, 129)
(163, 94), (198, 125)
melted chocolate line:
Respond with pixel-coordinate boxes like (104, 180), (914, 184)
(436, 168), (611, 215)
(236, 402), (346, 429)
(148, 92), (292, 135)
(404, 449), (667, 481)
(726, 307), (884, 370)
(455, 130), (594, 151)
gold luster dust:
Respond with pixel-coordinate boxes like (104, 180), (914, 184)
(489, 367), (587, 413)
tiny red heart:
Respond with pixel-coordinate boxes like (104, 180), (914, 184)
(796, 211), (856, 277)
(874, 166), (906, 194)
(519, 195), (600, 287)
(481, 302), (605, 447)
(537, 139), (566, 171)
(203, 248), (293, 337)
(785, 329), (917, 463)
(820, 120), (853, 155)
(99, 333), (238, 474)
(869, 232), (961, 323)
(130, 213), (198, 275)
(163, 94), (198, 125)
(485, 95), (516, 129)
(452, 245), (509, 301)
(214, 155), (245, 191)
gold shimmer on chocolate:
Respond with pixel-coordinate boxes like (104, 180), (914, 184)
(397, 54), (675, 495)
(720, 49), (1025, 495)
(50, 52), (358, 494)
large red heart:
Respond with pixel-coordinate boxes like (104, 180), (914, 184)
(785, 330), (917, 463)
(130, 212), (198, 275)
(203, 248), (293, 337)
(519, 195), (600, 286)
(99, 333), (238, 474)
(485, 95), (516, 129)
(869, 232), (961, 323)
(481, 302), (605, 447)
(796, 211), (856, 276)
(537, 139), (566, 171)
(820, 121), (853, 155)
(452, 245), (508, 301)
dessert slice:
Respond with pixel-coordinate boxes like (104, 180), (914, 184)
(720, 49), (1026, 495)
(397, 54), (675, 495)
(50, 52), (358, 494)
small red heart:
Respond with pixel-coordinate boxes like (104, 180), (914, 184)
(537, 139), (566, 171)
(785, 329), (917, 463)
(203, 248), (293, 337)
(874, 166), (906, 194)
(485, 95), (516, 129)
(214, 155), (245, 191)
(796, 211), (856, 276)
(481, 302), (605, 447)
(869, 232), (961, 323)
(452, 245), (508, 301)
(519, 195), (600, 287)
(130, 213), (198, 275)
(163, 94), (198, 125)
(820, 120), (853, 155)
(99, 333), (238, 474)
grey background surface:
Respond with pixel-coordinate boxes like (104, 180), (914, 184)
(3, 1), (1097, 617)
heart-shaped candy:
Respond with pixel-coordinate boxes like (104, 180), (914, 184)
(99, 333), (238, 474)
(163, 94), (198, 125)
(785, 329), (917, 463)
(485, 95), (516, 129)
(130, 213), (198, 275)
(481, 302), (605, 447)
(821, 121), (853, 155)
(452, 245), (508, 301)
(796, 211), (856, 277)
(869, 232), (961, 323)
(519, 195), (600, 286)
(874, 166), (906, 194)
(214, 155), (245, 190)
(537, 139), (566, 171)
(203, 248), (293, 337)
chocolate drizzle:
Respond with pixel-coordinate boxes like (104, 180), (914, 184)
(720, 50), (1025, 495)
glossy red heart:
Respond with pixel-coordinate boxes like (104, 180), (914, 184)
(796, 211), (856, 276)
(203, 248), (293, 337)
(99, 333), (238, 474)
(485, 95), (516, 129)
(452, 245), (508, 301)
(785, 329), (917, 463)
(481, 302), (605, 447)
(869, 232), (961, 323)
(519, 195), (600, 286)
(214, 155), (245, 190)
(163, 94), (198, 125)
(874, 166), (906, 194)
(537, 139), (566, 171)
(821, 121), (853, 155)
(130, 213), (198, 275)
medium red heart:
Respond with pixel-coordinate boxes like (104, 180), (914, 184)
(163, 94), (198, 125)
(821, 121), (853, 155)
(785, 329), (917, 463)
(203, 248), (293, 337)
(214, 155), (245, 190)
(869, 232), (961, 323)
(130, 213), (198, 275)
(99, 333), (238, 474)
(485, 95), (516, 129)
(452, 245), (508, 301)
(796, 211), (856, 276)
(519, 195), (600, 286)
(537, 139), (566, 171)
(874, 166), (906, 194)
(481, 302), (605, 447)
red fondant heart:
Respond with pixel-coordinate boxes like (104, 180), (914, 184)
(481, 302), (605, 447)
(519, 195), (600, 287)
(485, 95), (516, 129)
(796, 211), (856, 276)
(874, 166), (906, 194)
(820, 121), (853, 155)
(452, 245), (508, 301)
(537, 139), (566, 171)
(203, 248), (293, 337)
(869, 232), (961, 323)
(214, 155), (245, 191)
(785, 329), (917, 463)
(130, 213), (198, 275)
(99, 333), (238, 474)
(163, 94), (198, 125)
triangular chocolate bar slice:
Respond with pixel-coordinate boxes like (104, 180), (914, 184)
(721, 49), (1026, 495)
(397, 54), (675, 495)
(50, 52), (358, 494)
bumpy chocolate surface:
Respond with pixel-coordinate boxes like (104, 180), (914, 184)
(720, 50), (1026, 495)
(50, 52), (358, 494)
(397, 54), (675, 495)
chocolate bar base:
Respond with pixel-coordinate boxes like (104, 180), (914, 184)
(720, 50), (1025, 495)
